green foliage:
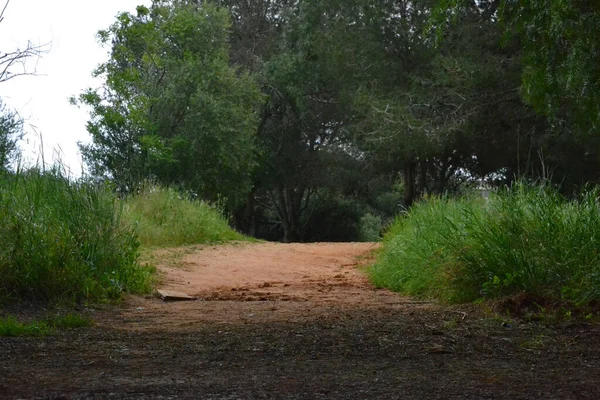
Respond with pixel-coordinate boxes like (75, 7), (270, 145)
(502, 0), (600, 132)
(300, 194), (365, 243)
(49, 313), (92, 329)
(371, 184), (600, 307)
(358, 213), (383, 242)
(0, 101), (23, 171)
(0, 313), (92, 337)
(123, 185), (245, 248)
(436, 0), (600, 133)
(0, 168), (152, 304)
(76, 1), (263, 207)
(71, 0), (600, 243)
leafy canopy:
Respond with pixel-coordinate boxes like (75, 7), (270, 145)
(75, 1), (263, 205)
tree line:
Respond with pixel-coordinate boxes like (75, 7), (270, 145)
(62, 0), (600, 242)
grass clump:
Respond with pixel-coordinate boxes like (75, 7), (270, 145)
(0, 168), (152, 304)
(0, 313), (92, 337)
(0, 316), (52, 336)
(371, 183), (600, 308)
(123, 185), (245, 248)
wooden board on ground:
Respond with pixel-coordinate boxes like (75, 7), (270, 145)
(156, 289), (195, 302)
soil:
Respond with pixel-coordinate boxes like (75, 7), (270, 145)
(2, 242), (600, 399)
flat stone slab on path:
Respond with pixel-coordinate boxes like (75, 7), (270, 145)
(156, 289), (195, 301)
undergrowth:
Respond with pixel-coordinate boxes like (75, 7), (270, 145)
(123, 185), (245, 248)
(371, 183), (600, 310)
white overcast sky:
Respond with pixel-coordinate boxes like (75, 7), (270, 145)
(0, 0), (149, 174)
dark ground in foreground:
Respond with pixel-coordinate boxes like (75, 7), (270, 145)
(3, 302), (600, 399)
(2, 243), (600, 399)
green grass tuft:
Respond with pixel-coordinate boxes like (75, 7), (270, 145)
(123, 185), (246, 248)
(0, 316), (52, 337)
(371, 183), (600, 308)
(49, 313), (93, 329)
(0, 313), (92, 337)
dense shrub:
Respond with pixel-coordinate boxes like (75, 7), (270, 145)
(371, 184), (600, 306)
(300, 195), (364, 242)
(358, 213), (383, 242)
(0, 169), (151, 304)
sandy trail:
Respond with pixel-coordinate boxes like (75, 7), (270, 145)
(159, 242), (380, 301)
(119, 242), (429, 329)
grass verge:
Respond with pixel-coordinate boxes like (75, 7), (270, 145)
(0, 168), (152, 304)
(123, 185), (246, 248)
(371, 183), (600, 310)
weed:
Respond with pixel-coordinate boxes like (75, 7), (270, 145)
(520, 333), (546, 349)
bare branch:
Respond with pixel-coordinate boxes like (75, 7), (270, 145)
(0, 0), (9, 24)
(0, 0), (51, 83)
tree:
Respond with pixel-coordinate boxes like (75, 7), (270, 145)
(0, 101), (22, 171)
(434, 0), (600, 190)
(75, 1), (263, 206)
(250, 0), (381, 242)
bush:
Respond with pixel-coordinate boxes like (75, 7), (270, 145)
(123, 185), (245, 247)
(301, 194), (364, 242)
(358, 213), (383, 242)
(371, 183), (600, 307)
(0, 168), (151, 304)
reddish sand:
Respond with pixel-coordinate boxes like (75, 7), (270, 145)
(117, 242), (431, 330)
(159, 242), (380, 301)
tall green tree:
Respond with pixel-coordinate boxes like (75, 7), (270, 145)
(351, 0), (546, 206)
(435, 0), (600, 189)
(251, 0), (384, 241)
(75, 1), (263, 205)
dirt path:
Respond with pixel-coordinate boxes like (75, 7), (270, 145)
(2, 242), (600, 399)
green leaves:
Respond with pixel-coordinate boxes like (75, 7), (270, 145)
(0, 101), (23, 171)
(439, 0), (600, 133)
(75, 1), (263, 207)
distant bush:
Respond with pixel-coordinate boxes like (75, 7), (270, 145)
(371, 184), (600, 307)
(0, 169), (151, 304)
(358, 213), (382, 242)
(300, 194), (366, 242)
(123, 185), (245, 247)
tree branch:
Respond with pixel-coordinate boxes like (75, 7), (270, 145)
(0, 1), (50, 83)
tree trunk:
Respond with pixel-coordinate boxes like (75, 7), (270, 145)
(243, 189), (257, 236)
(417, 158), (428, 197)
(403, 161), (417, 208)
(282, 222), (301, 243)
(275, 184), (305, 243)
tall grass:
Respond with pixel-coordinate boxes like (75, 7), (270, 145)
(0, 168), (152, 304)
(123, 185), (245, 248)
(371, 184), (600, 306)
